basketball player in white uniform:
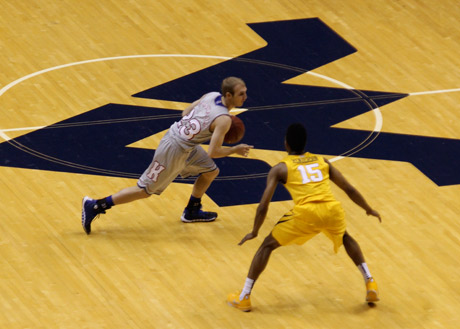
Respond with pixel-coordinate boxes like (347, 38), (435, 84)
(82, 77), (253, 234)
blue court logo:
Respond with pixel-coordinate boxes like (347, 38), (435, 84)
(1, 18), (459, 206)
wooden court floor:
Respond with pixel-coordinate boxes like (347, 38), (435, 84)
(1, 1), (460, 328)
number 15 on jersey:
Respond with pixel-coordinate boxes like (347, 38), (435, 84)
(297, 163), (324, 183)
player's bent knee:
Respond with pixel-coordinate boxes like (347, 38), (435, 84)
(138, 187), (152, 199)
(262, 234), (281, 250)
(203, 167), (220, 179)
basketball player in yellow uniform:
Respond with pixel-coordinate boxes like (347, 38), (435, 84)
(227, 123), (381, 312)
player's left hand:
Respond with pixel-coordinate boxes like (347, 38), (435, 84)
(238, 232), (257, 245)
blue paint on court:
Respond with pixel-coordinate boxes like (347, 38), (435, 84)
(1, 18), (458, 207)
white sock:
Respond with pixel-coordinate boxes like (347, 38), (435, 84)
(240, 278), (254, 300)
(357, 263), (372, 282)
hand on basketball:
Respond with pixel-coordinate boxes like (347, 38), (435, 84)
(238, 232), (257, 245)
(234, 144), (254, 157)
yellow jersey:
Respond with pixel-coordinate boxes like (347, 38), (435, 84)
(280, 152), (336, 205)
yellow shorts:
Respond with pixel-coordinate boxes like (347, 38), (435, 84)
(271, 201), (346, 253)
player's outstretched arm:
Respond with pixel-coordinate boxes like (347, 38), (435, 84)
(208, 116), (253, 158)
(239, 163), (287, 245)
(327, 160), (382, 223)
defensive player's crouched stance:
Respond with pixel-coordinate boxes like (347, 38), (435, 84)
(227, 123), (381, 312)
(81, 77), (253, 234)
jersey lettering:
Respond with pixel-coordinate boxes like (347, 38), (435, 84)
(297, 163), (323, 184)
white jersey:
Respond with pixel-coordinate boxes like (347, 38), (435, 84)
(167, 92), (230, 149)
(138, 92), (227, 195)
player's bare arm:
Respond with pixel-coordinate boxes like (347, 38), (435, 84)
(239, 163), (287, 245)
(326, 159), (382, 223)
(208, 115), (253, 158)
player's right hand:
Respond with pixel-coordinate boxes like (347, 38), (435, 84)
(234, 144), (254, 157)
(238, 232), (257, 245)
(367, 209), (382, 223)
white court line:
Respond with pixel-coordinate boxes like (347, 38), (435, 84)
(0, 111), (247, 134)
(0, 131), (10, 141)
(0, 54), (231, 97)
(1, 53), (458, 161)
(0, 54), (232, 141)
(306, 71), (382, 162)
(0, 56), (383, 163)
(4, 86), (458, 135)
(0, 110), (247, 133)
(1, 126), (46, 132)
(409, 88), (460, 96)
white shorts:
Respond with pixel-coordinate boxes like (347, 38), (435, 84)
(137, 135), (217, 195)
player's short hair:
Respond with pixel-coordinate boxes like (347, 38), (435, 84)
(221, 77), (245, 96)
(286, 123), (307, 153)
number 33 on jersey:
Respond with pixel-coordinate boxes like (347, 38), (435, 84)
(177, 109), (201, 140)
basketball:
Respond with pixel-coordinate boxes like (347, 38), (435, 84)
(224, 115), (245, 144)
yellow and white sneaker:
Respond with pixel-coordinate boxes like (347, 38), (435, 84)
(366, 277), (380, 303)
(227, 291), (252, 312)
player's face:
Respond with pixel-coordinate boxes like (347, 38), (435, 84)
(231, 84), (247, 107)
